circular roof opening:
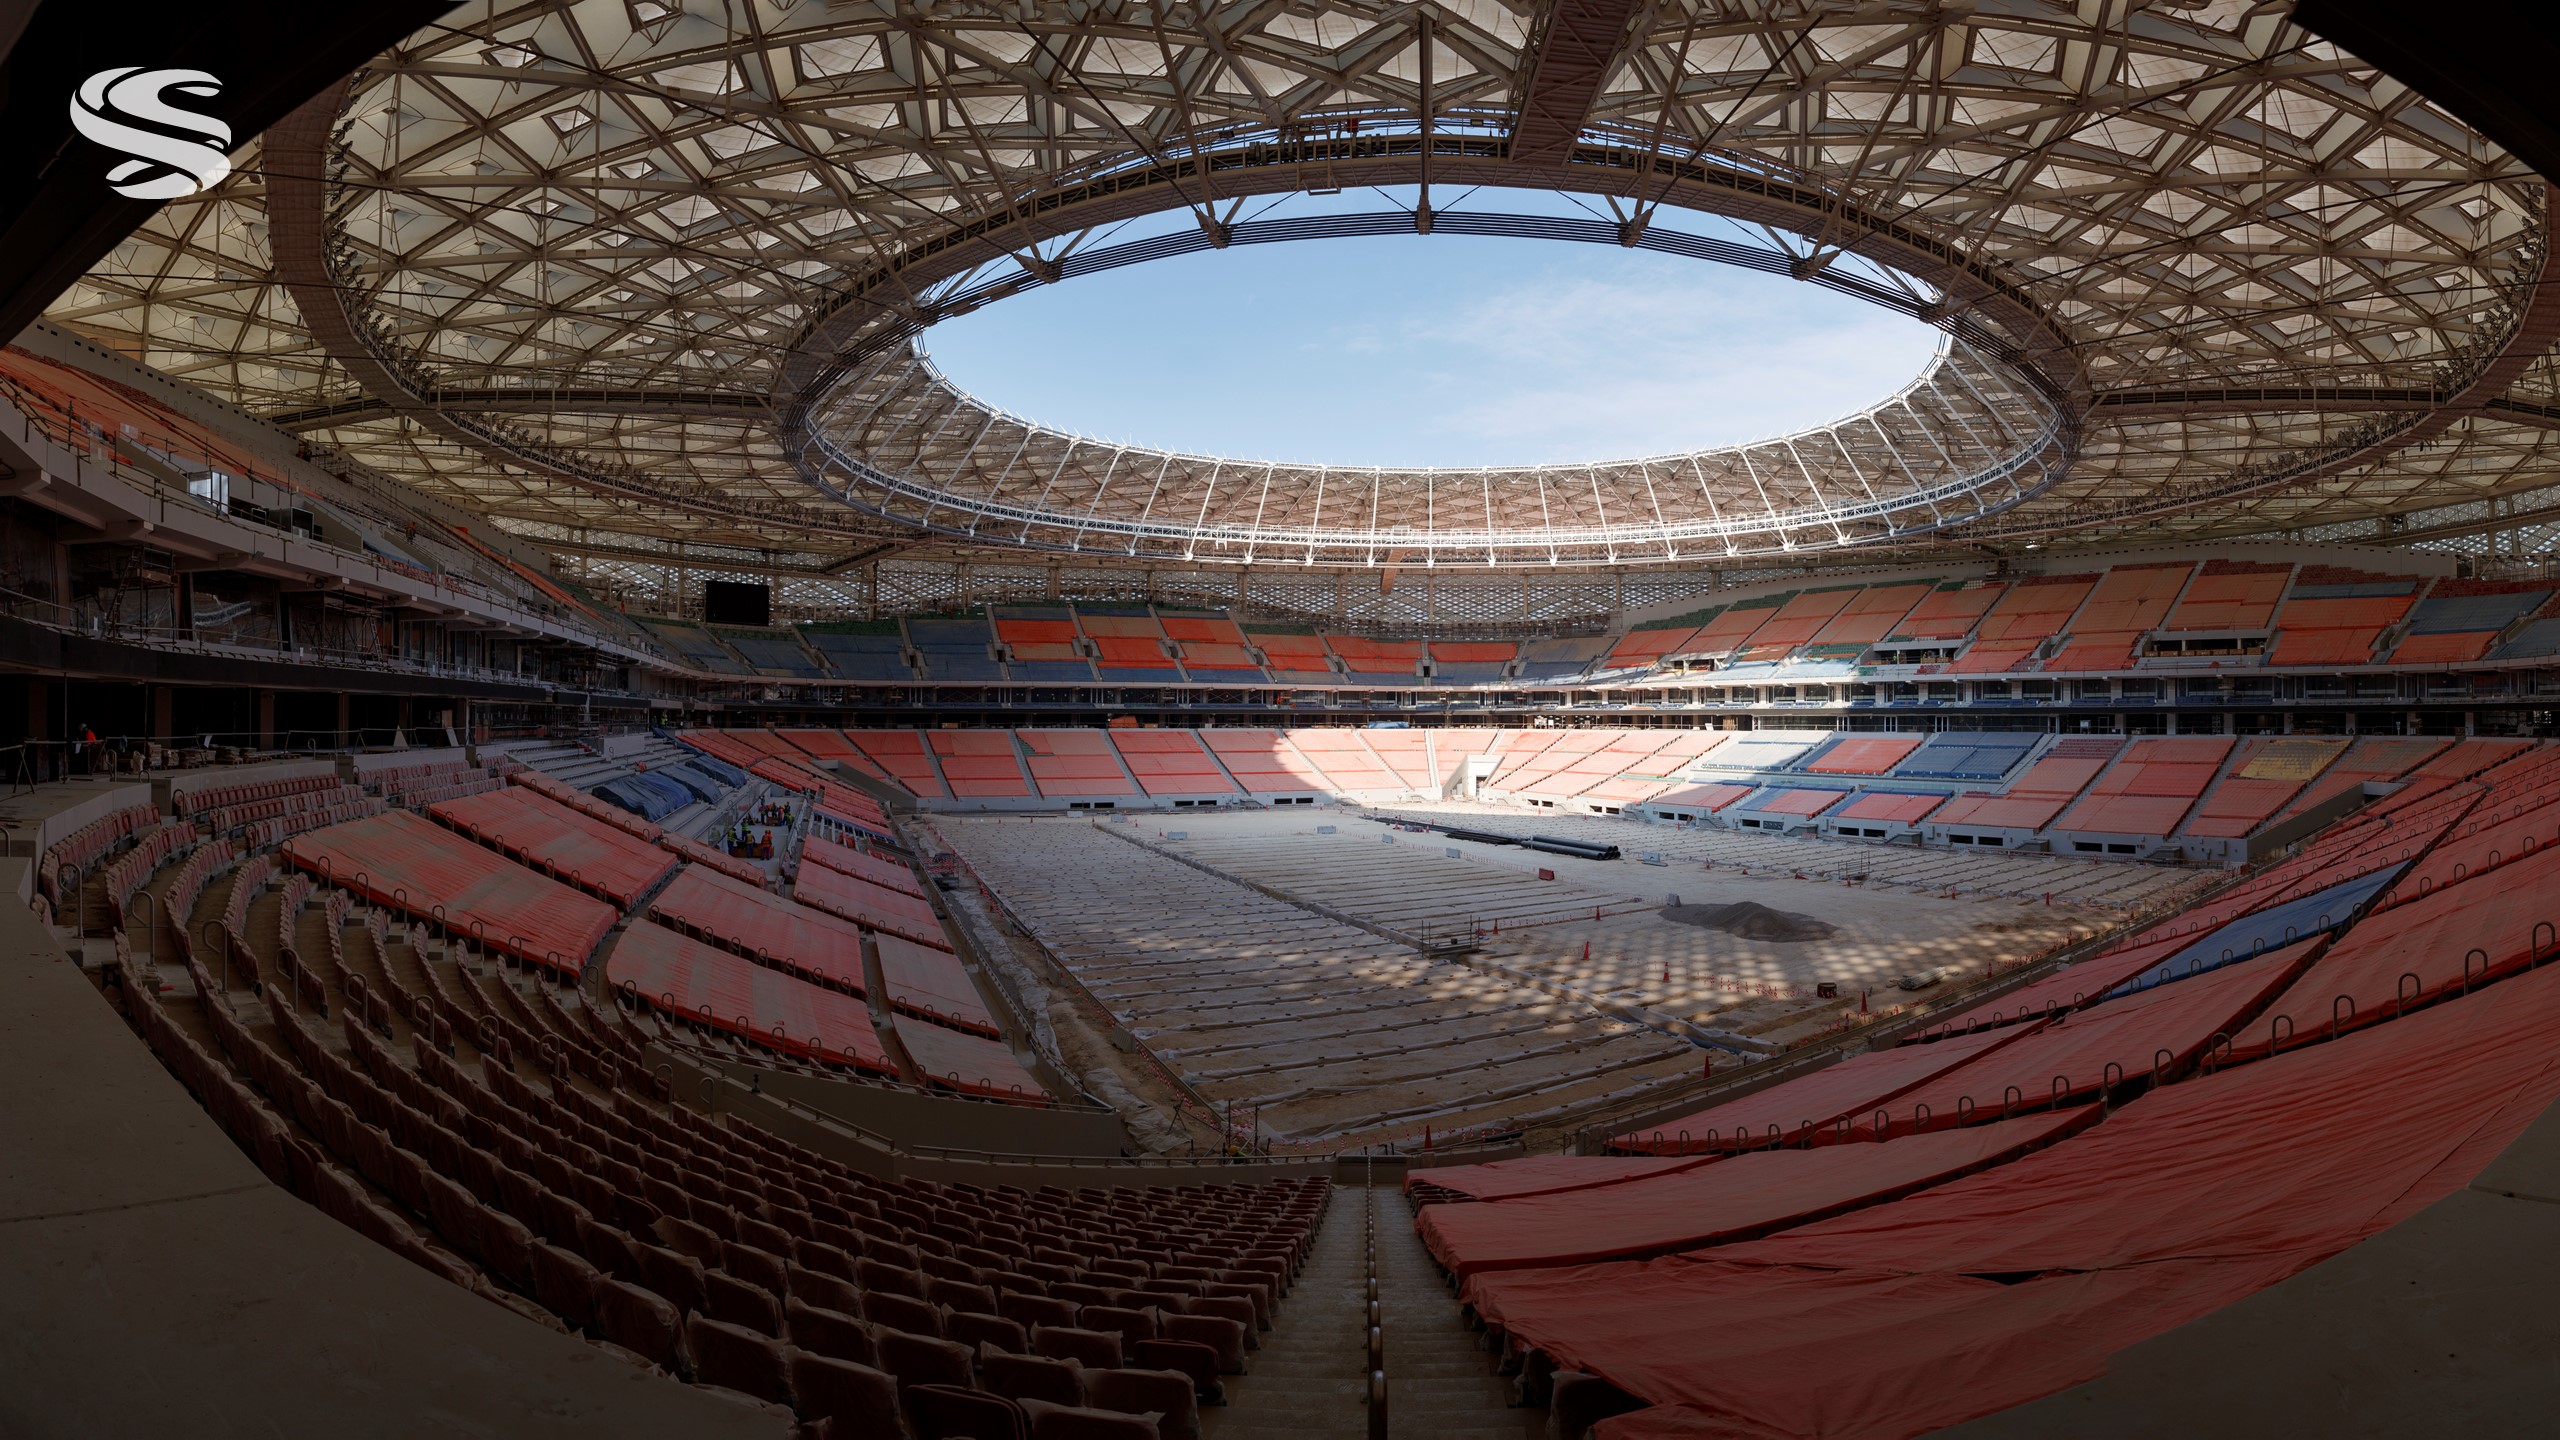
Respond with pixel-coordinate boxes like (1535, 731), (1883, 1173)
(799, 205), (2073, 567)
(919, 234), (1949, 468)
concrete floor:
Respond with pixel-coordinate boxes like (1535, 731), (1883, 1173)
(1203, 1178), (1537, 1440)
(0, 799), (785, 1438)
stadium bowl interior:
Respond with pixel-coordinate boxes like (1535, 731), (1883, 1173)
(7, 2), (2560, 1436)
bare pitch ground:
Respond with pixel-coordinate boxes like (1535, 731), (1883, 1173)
(940, 808), (2118, 1142)
(1142, 808), (2091, 1050)
(932, 814), (1698, 1144)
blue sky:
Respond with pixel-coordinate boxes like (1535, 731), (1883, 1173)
(921, 220), (1944, 469)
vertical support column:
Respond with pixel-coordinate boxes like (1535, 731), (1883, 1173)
(150, 685), (173, 745)
(335, 692), (352, 750)
(256, 690), (276, 751)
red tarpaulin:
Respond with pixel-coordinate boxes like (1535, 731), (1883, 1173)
(802, 833), (927, 897)
(647, 864), (868, 995)
(1428, 1110), (2090, 1279)
(893, 1016), (1046, 1102)
(282, 811), (616, 974)
(1853, 943), (2313, 1138)
(430, 785), (677, 908)
(1614, 1021), (2046, 1153)
(875, 932), (999, 1037)
(2227, 841), (2560, 1057)
(1471, 957), (2560, 1439)
(1715, 955), (2560, 1277)
(794, 860), (950, 948)
(605, 923), (894, 1073)
(510, 769), (660, 839)
(1406, 1154), (1719, 1204)
(1484, 1257), (2299, 1440)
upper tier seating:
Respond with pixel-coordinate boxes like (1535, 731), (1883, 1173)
(1244, 632), (1335, 683)
(642, 619), (751, 675)
(909, 617), (1007, 682)
(2162, 559), (2292, 633)
(995, 607), (1098, 683)
(1159, 613), (1266, 682)
(1079, 608), (1187, 682)
(714, 627), (823, 678)
(2385, 581), (2552, 665)
(1514, 636), (1610, 682)
(1954, 574), (2094, 673)
(801, 627), (914, 680)
(2042, 562), (2191, 671)
(1885, 582), (2003, 641)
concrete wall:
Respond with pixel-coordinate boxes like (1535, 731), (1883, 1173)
(347, 746), (468, 776)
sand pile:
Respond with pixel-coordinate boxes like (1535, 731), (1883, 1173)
(1658, 900), (1838, 942)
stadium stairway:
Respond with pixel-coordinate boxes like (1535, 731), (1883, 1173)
(1377, 1184), (1545, 1440)
(1202, 1187), (1370, 1440)
(1209, 1176), (1532, 1440)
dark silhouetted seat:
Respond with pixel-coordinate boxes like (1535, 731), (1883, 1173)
(1158, 1315), (1247, 1374)
(909, 1383), (1028, 1440)
(706, 1270), (785, 1337)
(858, 1258), (929, 1298)
(724, 1241), (791, 1297)
(655, 1213), (728, 1268)
(947, 1310), (1029, 1355)
(684, 1314), (793, 1405)
(928, 1277), (999, 1314)
(864, 1290), (943, 1338)
(875, 1326), (974, 1395)
(792, 1351), (908, 1439)
(635, 1242), (708, 1316)
(999, 1292), (1078, 1331)
(1132, 1339), (1225, 1401)
(593, 1278), (681, 1368)
(982, 1347), (1084, 1407)
(1018, 1395), (1160, 1440)
(530, 1241), (602, 1331)
(1077, 1306), (1158, 1345)
(1032, 1325), (1123, 1370)
(785, 1296), (878, 1368)
(1083, 1367), (1197, 1440)
(789, 1261), (865, 1316)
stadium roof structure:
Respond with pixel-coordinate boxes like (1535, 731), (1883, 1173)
(43, 0), (2560, 576)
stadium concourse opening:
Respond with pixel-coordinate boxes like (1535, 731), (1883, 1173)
(12, 2), (2560, 1437)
